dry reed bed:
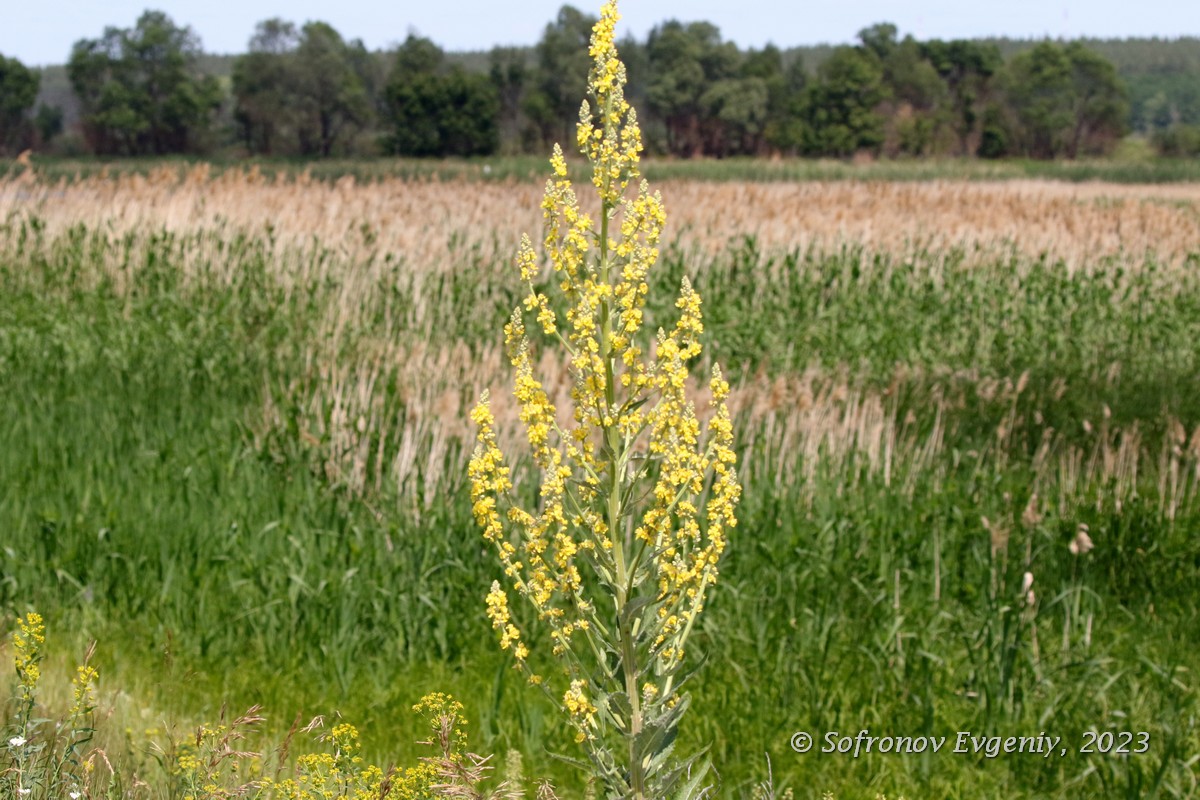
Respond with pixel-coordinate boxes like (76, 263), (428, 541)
(3, 169), (1199, 268)
(272, 336), (1200, 517)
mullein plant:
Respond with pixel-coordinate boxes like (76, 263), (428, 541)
(467, 2), (740, 798)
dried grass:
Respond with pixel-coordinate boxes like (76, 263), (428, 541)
(3, 170), (1198, 270)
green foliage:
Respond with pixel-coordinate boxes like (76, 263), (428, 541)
(1021, 36), (1200, 133)
(490, 47), (532, 154)
(699, 76), (769, 155)
(1002, 42), (1128, 158)
(921, 39), (1002, 154)
(231, 19), (373, 157)
(879, 36), (949, 155)
(800, 46), (888, 156)
(1153, 123), (1200, 157)
(383, 36), (500, 158)
(524, 5), (597, 150)
(37, 4), (1188, 162)
(645, 20), (743, 156)
(0, 54), (39, 155)
(67, 10), (221, 155)
(33, 104), (64, 148)
(977, 103), (1010, 159)
(293, 23), (373, 157)
(738, 45), (797, 154)
(231, 19), (302, 155)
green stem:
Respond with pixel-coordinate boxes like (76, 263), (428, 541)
(597, 114), (646, 800)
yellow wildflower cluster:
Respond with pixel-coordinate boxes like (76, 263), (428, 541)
(468, 396), (512, 549)
(563, 679), (598, 742)
(70, 664), (99, 718)
(468, 3), (738, 789)
(577, 0), (642, 204)
(255, 715), (443, 800)
(13, 611), (45, 702)
(165, 702), (459, 800)
(327, 723), (364, 770)
(262, 757), (403, 800)
(486, 580), (529, 662)
(412, 691), (469, 757)
(176, 751), (203, 776)
(470, 0), (737, 672)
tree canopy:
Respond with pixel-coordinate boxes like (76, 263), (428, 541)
(382, 35), (499, 157)
(231, 20), (372, 157)
(1001, 42), (1127, 158)
(0, 54), (40, 155)
(68, 11), (220, 155)
(26, 5), (1174, 160)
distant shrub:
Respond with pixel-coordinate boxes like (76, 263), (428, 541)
(1153, 124), (1200, 157)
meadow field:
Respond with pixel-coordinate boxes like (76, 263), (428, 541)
(1, 164), (1199, 798)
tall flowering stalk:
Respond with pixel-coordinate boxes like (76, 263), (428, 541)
(468, 3), (740, 797)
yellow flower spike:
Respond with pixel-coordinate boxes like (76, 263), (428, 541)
(468, 2), (737, 796)
(516, 234), (538, 282)
(13, 611), (45, 701)
(71, 664), (99, 717)
(550, 144), (569, 178)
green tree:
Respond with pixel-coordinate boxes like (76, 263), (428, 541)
(489, 47), (528, 153)
(383, 35), (499, 157)
(0, 54), (39, 155)
(878, 34), (949, 155)
(645, 20), (739, 156)
(854, 24), (959, 156)
(921, 39), (1002, 155)
(977, 103), (1011, 158)
(1153, 123), (1200, 156)
(68, 11), (221, 155)
(1003, 41), (1127, 158)
(385, 36), (445, 156)
(525, 5), (597, 148)
(738, 45), (794, 154)
(292, 22), (372, 157)
(762, 55), (809, 153)
(858, 22), (900, 63)
(700, 77), (769, 155)
(231, 19), (300, 155)
(232, 19), (375, 157)
(34, 105), (64, 148)
(801, 45), (888, 157)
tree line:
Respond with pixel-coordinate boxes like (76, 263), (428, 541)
(2, 7), (1197, 160)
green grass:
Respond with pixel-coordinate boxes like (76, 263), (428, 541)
(6, 152), (1200, 185)
(1, 217), (1198, 798)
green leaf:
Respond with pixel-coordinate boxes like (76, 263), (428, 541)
(600, 690), (632, 731)
(672, 755), (713, 800)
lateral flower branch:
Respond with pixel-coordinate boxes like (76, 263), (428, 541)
(467, 2), (740, 797)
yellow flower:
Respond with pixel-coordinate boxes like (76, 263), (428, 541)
(13, 612), (45, 700)
(563, 679), (597, 722)
(467, 0), (739, 773)
(70, 664), (99, 718)
(413, 692), (468, 757)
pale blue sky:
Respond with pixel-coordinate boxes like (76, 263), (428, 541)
(4, 1), (1198, 67)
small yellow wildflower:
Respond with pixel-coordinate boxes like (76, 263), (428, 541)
(71, 664), (99, 718)
(13, 612), (45, 701)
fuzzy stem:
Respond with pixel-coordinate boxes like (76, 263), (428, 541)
(596, 91), (645, 800)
